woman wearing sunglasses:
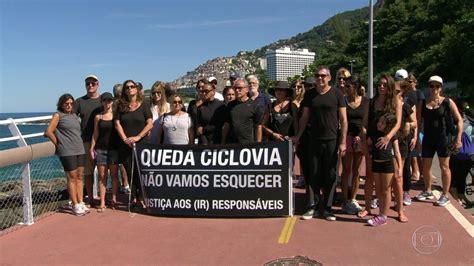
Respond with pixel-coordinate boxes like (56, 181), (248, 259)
(415, 76), (463, 207)
(114, 80), (153, 211)
(44, 94), (89, 216)
(156, 94), (194, 145)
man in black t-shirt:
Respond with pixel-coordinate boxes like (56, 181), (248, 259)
(222, 79), (263, 144)
(197, 83), (226, 144)
(292, 66), (348, 221)
(74, 74), (102, 206)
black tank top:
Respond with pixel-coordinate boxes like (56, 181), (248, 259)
(346, 97), (365, 136)
(368, 98), (384, 136)
(96, 119), (119, 150)
(422, 98), (449, 139)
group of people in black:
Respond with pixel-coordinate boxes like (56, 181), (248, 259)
(45, 66), (471, 223)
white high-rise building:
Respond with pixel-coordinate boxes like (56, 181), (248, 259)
(265, 47), (315, 81)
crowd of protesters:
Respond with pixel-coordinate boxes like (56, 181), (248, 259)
(45, 67), (472, 225)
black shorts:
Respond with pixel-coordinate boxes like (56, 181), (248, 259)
(422, 135), (451, 158)
(372, 160), (394, 173)
(59, 154), (86, 172)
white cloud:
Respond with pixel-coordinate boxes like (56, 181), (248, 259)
(149, 17), (287, 29)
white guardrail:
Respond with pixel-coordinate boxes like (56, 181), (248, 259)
(0, 115), (54, 226)
(0, 115), (98, 230)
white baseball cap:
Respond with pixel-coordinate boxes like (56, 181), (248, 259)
(85, 74), (99, 81)
(394, 69), (408, 81)
(428, 75), (443, 85)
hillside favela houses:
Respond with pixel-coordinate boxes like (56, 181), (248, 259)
(265, 47), (315, 81)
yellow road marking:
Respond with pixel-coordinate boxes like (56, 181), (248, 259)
(278, 217), (297, 244)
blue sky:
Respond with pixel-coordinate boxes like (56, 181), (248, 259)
(0, 0), (368, 113)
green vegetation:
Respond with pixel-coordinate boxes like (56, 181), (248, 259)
(250, 0), (474, 99)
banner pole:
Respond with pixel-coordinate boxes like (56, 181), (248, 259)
(289, 140), (294, 217)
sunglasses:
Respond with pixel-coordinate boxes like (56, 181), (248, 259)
(85, 81), (98, 86)
(429, 84), (441, 89)
(173, 100), (183, 104)
(125, 85), (137, 89)
(151, 91), (162, 95)
(315, 74), (328, 79)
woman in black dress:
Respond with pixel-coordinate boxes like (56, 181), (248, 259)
(114, 80), (153, 210)
(264, 81), (298, 141)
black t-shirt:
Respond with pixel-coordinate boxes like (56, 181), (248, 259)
(224, 99), (263, 144)
(346, 97), (366, 136)
(369, 129), (393, 161)
(197, 99), (226, 144)
(74, 95), (102, 141)
(302, 87), (346, 140)
(404, 90), (418, 108)
(114, 101), (152, 141)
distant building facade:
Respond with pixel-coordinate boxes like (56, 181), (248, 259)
(265, 47), (315, 81)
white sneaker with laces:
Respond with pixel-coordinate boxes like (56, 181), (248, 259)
(73, 204), (86, 216)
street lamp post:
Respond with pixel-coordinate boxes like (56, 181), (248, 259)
(349, 59), (356, 74)
(368, 0), (374, 98)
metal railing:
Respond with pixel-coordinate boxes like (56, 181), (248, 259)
(0, 115), (69, 234)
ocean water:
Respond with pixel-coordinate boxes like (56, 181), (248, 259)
(0, 112), (64, 181)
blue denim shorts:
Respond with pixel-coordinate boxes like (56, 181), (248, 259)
(95, 149), (119, 165)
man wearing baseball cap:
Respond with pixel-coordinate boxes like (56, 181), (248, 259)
(75, 74), (102, 207)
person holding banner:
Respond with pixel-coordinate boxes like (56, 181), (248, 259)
(221, 78), (263, 144)
(114, 80), (153, 210)
(156, 94), (194, 145)
(292, 66), (348, 221)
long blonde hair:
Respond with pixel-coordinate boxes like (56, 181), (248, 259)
(150, 81), (169, 115)
(292, 79), (305, 105)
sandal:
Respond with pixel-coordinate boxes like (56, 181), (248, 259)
(357, 209), (370, 218)
(97, 206), (106, 213)
(398, 213), (408, 223)
(110, 201), (117, 210)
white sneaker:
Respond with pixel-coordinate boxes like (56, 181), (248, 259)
(370, 198), (379, 209)
(80, 202), (90, 213)
(351, 199), (363, 212)
(73, 204), (86, 216)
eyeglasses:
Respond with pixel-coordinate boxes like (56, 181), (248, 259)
(173, 100), (183, 104)
(315, 74), (328, 79)
(429, 84), (441, 89)
(234, 86), (247, 90)
(151, 91), (162, 95)
(125, 85), (137, 89)
(85, 81), (98, 86)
